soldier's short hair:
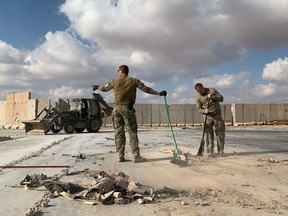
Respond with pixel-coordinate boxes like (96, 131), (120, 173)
(195, 83), (203, 89)
(119, 65), (129, 75)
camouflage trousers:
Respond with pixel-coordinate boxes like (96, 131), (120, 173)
(205, 114), (225, 154)
(112, 105), (140, 158)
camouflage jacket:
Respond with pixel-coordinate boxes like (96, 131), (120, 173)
(196, 88), (223, 116)
(99, 75), (159, 105)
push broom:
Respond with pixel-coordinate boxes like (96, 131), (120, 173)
(163, 95), (188, 166)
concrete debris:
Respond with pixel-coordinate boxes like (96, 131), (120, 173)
(75, 153), (86, 159)
(155, 186), (189, 198)
(268, 158), (279, 163)
(24, 192), (51, 216)
(20, 174), (58, 188)
(19, 170), (157, 207)
(180, 201), (189, 205)
(45, 181), (86, 194)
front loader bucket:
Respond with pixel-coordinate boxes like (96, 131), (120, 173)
(22, 120), (47, 135)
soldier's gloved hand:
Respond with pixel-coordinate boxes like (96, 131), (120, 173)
(92, 85), (99, 91)
(208, 93), (215, 99)
(159, 90), (167, 96)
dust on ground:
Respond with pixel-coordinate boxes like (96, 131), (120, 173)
(21, 150), (288, 216)
(1, 127), (288, 216)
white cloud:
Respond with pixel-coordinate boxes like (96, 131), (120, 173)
(249, 83), (288, 103)
(130, 51), (152, 66)
(0, 40), (25, 64)
(252, 83), (276, 97)
(0, 41), (27, 87)
(47, 86), (88, 99)
(59, 0), (250, 76)
(1, 0), (288, 104)
(193, 72), (250, 90)
(23, 31), (94, 78)
(262, 57), (288, 84)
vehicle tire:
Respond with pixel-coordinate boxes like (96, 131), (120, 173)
(75, 128), (85, 133)
(86, 118), (102, 133)
(64, 122), (75, 134)
(50, 124), (61, 134)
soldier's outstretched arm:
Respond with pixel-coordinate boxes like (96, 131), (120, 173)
(136, 79), (158, 95)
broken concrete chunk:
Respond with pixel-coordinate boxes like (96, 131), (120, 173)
(44, 181), (86, 194)
(19, 170), (163, 206)
(93, 177), (115, 193)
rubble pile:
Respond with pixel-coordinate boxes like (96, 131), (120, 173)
(20, 169), (161, 215)
(19, 169), (200, 215)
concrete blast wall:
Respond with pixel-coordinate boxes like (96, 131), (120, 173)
(102, 103), (287, 127)
(102, 104), (233, 127)
(231, 103), (288, 126)
(0, 92), (287, 129)
(0, 92), (50, 129)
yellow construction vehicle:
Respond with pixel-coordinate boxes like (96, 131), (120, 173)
(22, 93), (113, 135)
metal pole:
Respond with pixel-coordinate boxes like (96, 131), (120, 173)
(0, 165), (70, 169)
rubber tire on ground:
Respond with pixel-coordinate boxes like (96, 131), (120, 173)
(86, 118), (101, 133)
(64, 122), (75, 134)
(75, 128), (85, 133)
(50, 124), (61, 134)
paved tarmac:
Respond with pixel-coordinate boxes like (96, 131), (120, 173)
(0, 126), (287, 216)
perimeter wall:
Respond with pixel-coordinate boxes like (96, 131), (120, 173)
(0, 92), (287, 129)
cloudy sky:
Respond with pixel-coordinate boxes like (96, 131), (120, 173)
(1, 0), (288, 105)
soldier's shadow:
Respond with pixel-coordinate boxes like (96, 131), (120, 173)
(147, 156), (173, 162)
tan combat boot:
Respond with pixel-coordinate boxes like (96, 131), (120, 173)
(133, 156), (147, 163)
(117, 156), (126, 162)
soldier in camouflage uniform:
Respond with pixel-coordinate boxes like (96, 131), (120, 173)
(93, 65), (167, 163)
(195, 83), (225, 156)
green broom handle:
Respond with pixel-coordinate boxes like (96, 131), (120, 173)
(164, 96), (180, 156)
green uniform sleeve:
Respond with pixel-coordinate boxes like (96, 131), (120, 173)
(196, 96), (205, 113)
(136, 79), (159, 95)
(209, 88), (224, 102)
(99, 81), (114, 92)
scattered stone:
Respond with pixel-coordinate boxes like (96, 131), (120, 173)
(20, 173), (57, 188)
(180, 201), (188, 205)
(24, 192), (51, 216)
(268, 158), (279, 163)
(137, 198), (146, 204)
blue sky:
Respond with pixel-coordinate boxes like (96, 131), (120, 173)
(1, 0), (288, 104)
(0, 0), (67, 50)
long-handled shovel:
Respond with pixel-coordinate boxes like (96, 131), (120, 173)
(197, 98), (210, 156)
(163, 96), (188, 166)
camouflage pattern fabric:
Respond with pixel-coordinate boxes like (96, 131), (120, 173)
(196, 87), (225, 154)
(112, 105), (140, 158)
(205, 114), (225, 154)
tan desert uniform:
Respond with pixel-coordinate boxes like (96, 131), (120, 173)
(99, 75), (159, 158)
(196, 88), (225, 154)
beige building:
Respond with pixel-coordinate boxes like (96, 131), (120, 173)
(0, 92), (50, 129)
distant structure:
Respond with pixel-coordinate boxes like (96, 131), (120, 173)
(0, 92), (69, 129)
(0, 92), (287, 130)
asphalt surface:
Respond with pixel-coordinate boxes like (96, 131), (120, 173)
(0, 127), (287, 215)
